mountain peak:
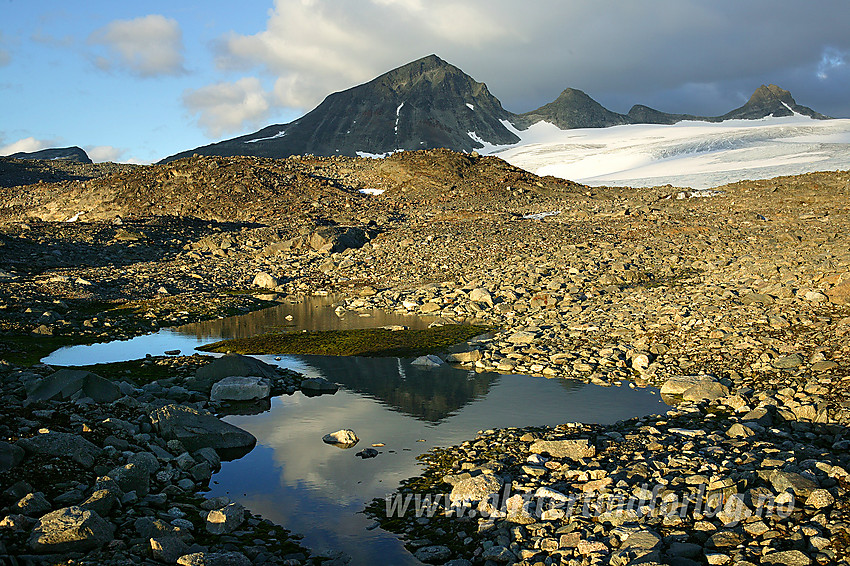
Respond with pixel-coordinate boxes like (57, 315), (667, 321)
(723, 84), (829, 120)
(749, 84), (795, 105)
(516, 87), (631, 129)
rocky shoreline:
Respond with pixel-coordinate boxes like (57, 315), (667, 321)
(1, 152), (849, 564)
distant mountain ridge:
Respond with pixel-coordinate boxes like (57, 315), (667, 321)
(9, 146), (92, 164)
(160, 55), (831, 162)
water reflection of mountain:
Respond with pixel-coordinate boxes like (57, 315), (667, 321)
(295, 354), (498, 423)
(176, 297), (436, 341)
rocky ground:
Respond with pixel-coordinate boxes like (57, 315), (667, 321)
(0, 151), (849, 565)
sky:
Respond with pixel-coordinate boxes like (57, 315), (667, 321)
(2, 0), (849, 164)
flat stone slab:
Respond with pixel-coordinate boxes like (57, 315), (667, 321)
(529, 438), (596, 460)
(149, 404), (256, 459)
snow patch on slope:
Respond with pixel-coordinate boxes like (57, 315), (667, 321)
(245, 130), (286, 143)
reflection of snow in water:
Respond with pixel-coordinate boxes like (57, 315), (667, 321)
(477, 116), (850, 188)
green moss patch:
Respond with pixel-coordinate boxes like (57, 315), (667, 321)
(199, 325), (493, 357)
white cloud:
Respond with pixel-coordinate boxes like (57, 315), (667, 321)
(89, 14), (185, 77)
(0, 137), (57, 156)
(85, 145), (125, 163)
(213, 0), (515, 112)
(182, 77), (271, 137)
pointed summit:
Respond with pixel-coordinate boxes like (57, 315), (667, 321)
(516, 88), (631, 129)
(722, 84), (829, 120)
(161, 54), (519, 163)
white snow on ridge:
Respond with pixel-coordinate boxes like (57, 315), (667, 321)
(245, 130), (286, 143)
(359, 188), (386, 196)
(476, 115), (850, 189)
(466, 103), (475, 111)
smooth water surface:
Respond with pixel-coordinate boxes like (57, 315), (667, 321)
(43, 297), (669, 564)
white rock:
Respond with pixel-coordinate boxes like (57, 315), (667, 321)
(252, 272), (279, 289)
(323, 429), (359, 447)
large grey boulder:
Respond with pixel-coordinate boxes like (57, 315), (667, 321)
(26, 369), (121, 404)
(28, 506), (113, 553)
(529, 438), (596, 460)
(149, 404), (256, 458)
(210, 376), (271, 402)
(17, 432), (101, 469)
(192, 354), (278, 394)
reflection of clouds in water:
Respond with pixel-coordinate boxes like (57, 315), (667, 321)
(226, 390), (429, 505)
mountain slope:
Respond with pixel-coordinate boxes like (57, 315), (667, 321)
(9, 146), (92, 164)
(162, 55), (519, 163)
(515, 88), (631, 129)
(721, 84), (830, 120)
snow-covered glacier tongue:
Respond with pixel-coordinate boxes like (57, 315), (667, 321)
(480, 116), (850, 189)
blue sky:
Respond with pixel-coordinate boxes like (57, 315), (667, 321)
(2, 1), (849, 164)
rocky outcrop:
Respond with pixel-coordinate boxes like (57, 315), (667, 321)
(10, 146), (92, 164)
(148, 404), (256, 457)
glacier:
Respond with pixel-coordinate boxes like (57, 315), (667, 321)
(478, 116), (850, 189)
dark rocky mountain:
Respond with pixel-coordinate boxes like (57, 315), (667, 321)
(625, 104), (710, 125)
(720, 84), (829, 120)
(515, 88), (631, 129)
(161, 55), (518, 163)
(162, 56), (832, 163)
(9, 146), (92, 164)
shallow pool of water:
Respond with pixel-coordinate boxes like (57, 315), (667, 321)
(43, 297), (669, 564)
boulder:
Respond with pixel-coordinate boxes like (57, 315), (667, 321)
(468, 288), (494, 306)
(323, 429), (359, 448)
(193, 354), (278, 394)
(18, 432), (101, 469)
(300, 377), (339, 395)
(0, 440), (25, 471)
(26, 369), (121, 404)
(770, 470), (818, 497)
(415, 545), (452, 563)
(660, 374), (716, 396)
(529, 438), (596, 460)
(151, 536), (191, 563)
(681, 380), (730, 403)
(205, 502), (245, 535)
(149, 404), (256, 459)
(411, 354), (444, 367)
(210, 376), (271, 402)
(507, 331), (536, 344)
(446, 349), (482, 363)
(28, 506), (113, 553)
(251, 272), (279, 289)
(449, 473), (503, 504)
(106, 463), (150, 498)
